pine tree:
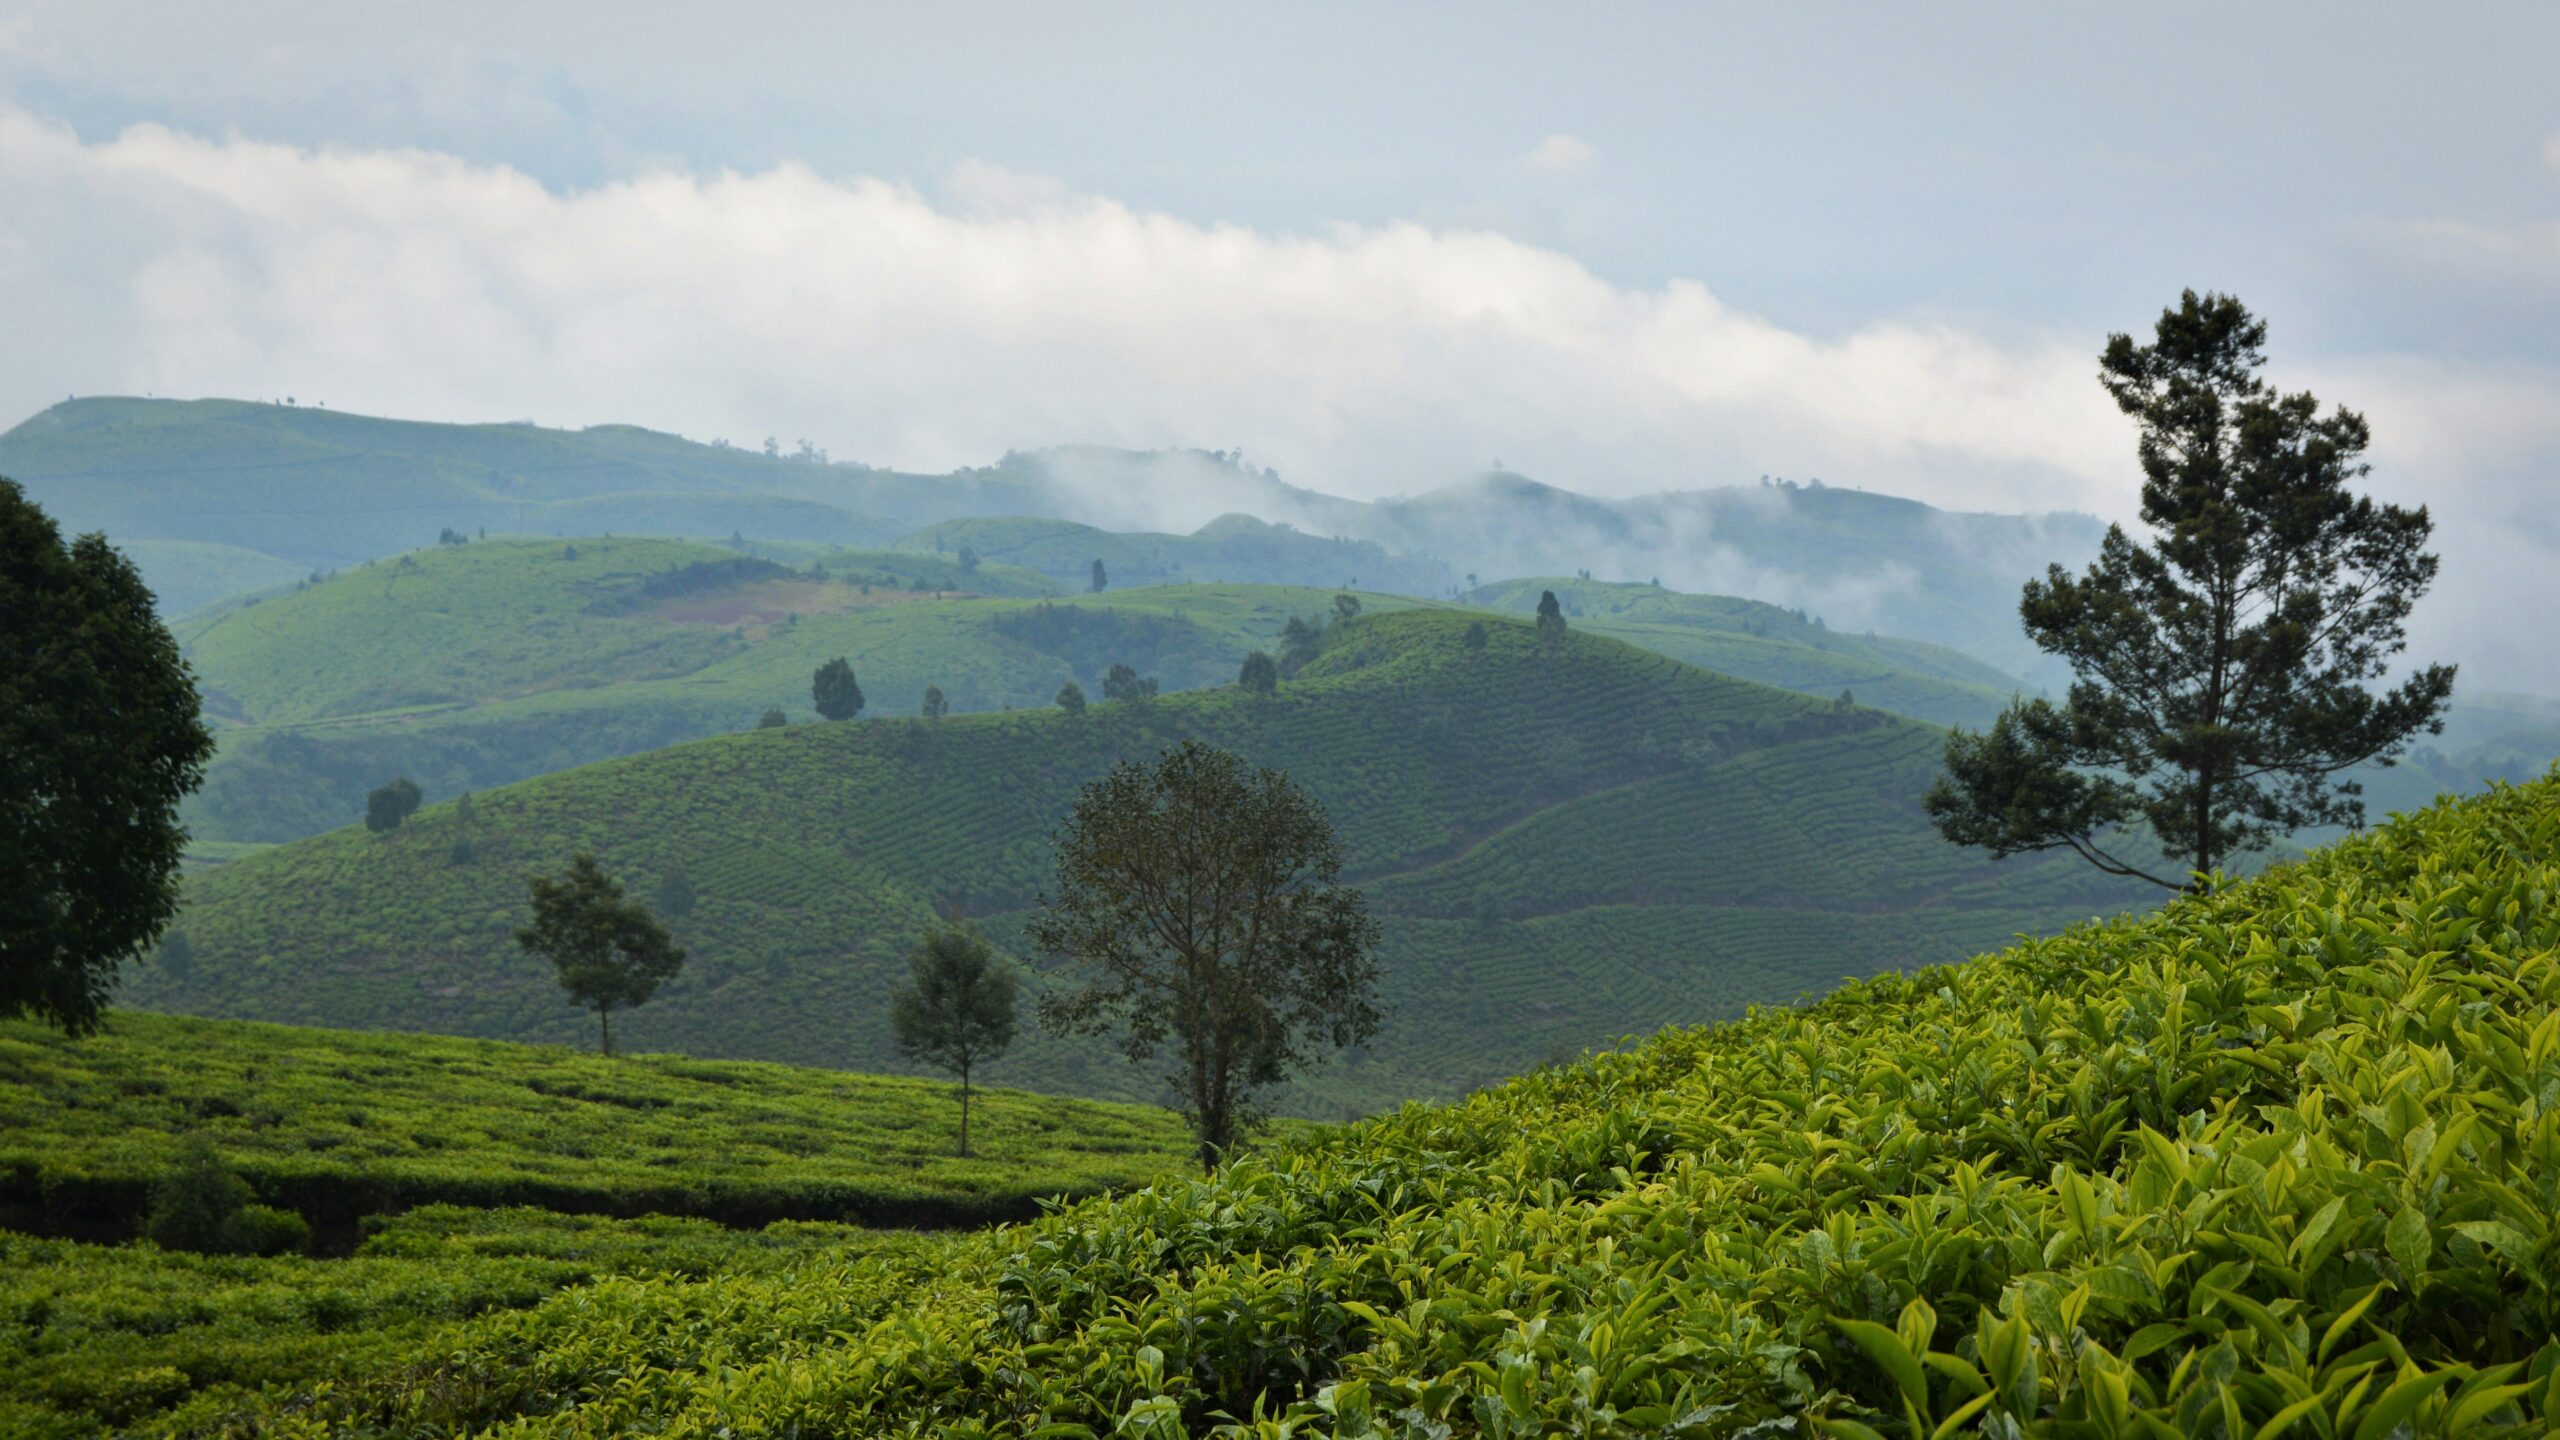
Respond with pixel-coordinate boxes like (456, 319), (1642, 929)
(1928, 291), (2455, 889)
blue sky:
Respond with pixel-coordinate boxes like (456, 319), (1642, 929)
(3, 2), (2553, 681)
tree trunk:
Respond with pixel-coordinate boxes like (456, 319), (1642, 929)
(598, 1003), (612, 1057)
(958, 1064), (972, 1158)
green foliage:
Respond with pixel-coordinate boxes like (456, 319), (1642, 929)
(0, 1207), (899, 1439)
(1931, 292), (2457, 888)
(890, 929), (1020, 1156)
(922, 684), (949, 720)
(163, 774), (2560, 1438)
(1092, 557), (1109, 593)
(0, 1009), (1194, 1236)
(1240, 650), (1279, 696)
(1535, 586), (1567, 638)
(145, 1135), (255, 1254)
(1102, 662), (1159, 702)
(1467, 576), (2025, 728)
(0, 478), (213, 1035)
(1057, 679), (1089, 713)
(363, 775), (421, 833)
(1032, 741), (1383, 1168)
(517, 853), (685, 1055)
(811, 655), (865, 720)
(758, 707), (788, 728)
(153, 612), (2151, 1112)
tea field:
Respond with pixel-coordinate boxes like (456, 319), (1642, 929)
(98, 770), (2560, 1437)
(0, 1010), (1193, 1238)
(143, 610), (2151, 1112)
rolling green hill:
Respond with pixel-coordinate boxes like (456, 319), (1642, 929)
(174, 545), (1426, 842)
(1467, 576), (2021, 726)
(114, 773), (2560, 1439)
(0, 1011), (1190, 1239)
(175, 540), (2049, 845)
(0, 1012), (1196, 1439)
(146, 610), (2153, 1113)
(3, 398), (2112, 668)
(896, 512), (1449, 595)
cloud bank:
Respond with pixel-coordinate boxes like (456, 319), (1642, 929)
(1, 105), (2552, 687)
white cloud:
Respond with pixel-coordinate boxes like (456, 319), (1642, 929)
(1521, 132), (1598, 176)
(0, 106), (2129, 513)
(2, 105), (2554, 687)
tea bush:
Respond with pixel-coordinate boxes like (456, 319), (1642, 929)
(206, 772), (2560, 1437)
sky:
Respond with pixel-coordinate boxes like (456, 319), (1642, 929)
(2, 2), (2554, 683)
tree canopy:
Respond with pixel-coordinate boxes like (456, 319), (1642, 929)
(516, 852), (686, 1055)
(1238, 650), (1279, 696)
(812, 658), (865, 721)
(889, 928), (1019, 1156)
(1535, 590), (1567, 638)
(1030, 740), (1381, 1169)
(1927, 291), (2455, 888)
(365, 777), (422, 834)
(1, 479), (213, 1035)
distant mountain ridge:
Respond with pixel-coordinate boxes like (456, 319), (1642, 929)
(2, 396), (2104, 666)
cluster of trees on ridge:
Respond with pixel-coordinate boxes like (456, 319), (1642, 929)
(0, 290), (2463, 1179)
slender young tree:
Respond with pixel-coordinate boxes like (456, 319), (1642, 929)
(1927, 291), (2455, 889)
(811, 658), (865, 720)
(1031, 740), (1381, 1170)
(516, 853), (686, 1055)
(1089, 559), (1109, 594)
(1, 480), (213, 1036)
(889, 928), (1019, 1156)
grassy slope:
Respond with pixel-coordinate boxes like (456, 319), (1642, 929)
(0, 1010), (1190, 1235)
(897, 512), (1449, 594)
(0, 1209), (900, 1439)
(172, 773), (2560, 1439)
(149, 611), (2149, 1113)
(178, 547), (1422, 841)
(177, 541), (2040, 843)
(1469, 576), (2022, 727)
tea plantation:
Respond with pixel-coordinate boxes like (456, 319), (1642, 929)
(113, 770), (2560, 1437)
(172, 538), (2039, 845)
(144, 611), (2149, 1111)
(0, 1010), (1192, 1237)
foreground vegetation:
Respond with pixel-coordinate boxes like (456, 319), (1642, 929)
(111, 770), (2560, 1436)
(147, 612), (2148, 1110)
(0, 1208), (902, 1439)
(0, 1010), (1193, 1238)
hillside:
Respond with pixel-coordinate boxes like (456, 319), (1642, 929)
(175, 547), (1428, 841)
(2, 398), (2107, 664)
(0, 1012), (1194, 1439)
(127, 772), (2560, 1438)
(1467, 576), (2021, 726)
(0, 1010), (1190, 1239)
(172, 542), (2045, 844)
(896, 512), (1450, 595)
(146, 610), (2152, 1112)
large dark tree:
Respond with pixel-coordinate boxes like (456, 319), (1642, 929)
(1, 479), (213, 1035)
(1927, 291), (2455, 890)
(812, 657), (865, 721)
(889, 927), (1018, 1157)
(365, 776), (422, 834)
(516, 852), (686, 1055)
(1534, 589), (1567, 639)
(1030, 740), (1380, 1170)
(1101, 663), (1157, 703)
(1238, 650), (1279, 697)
